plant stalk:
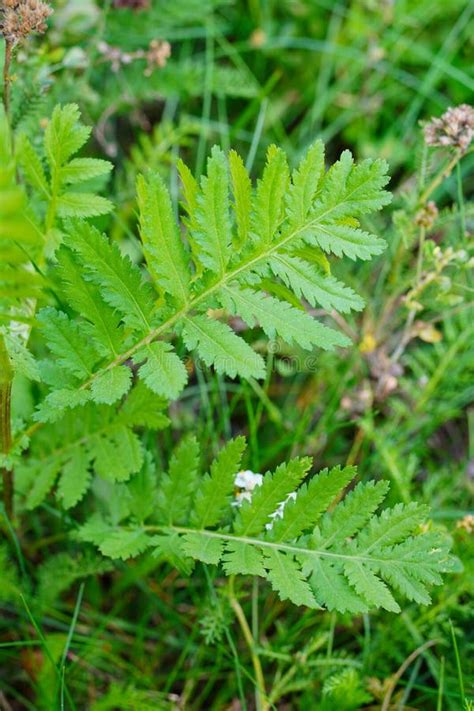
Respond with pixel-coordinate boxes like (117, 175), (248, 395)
(228, 576), (268, 711)
(417, 150), (464, 206)
(0, 335), (14, 520)
(2, 39), (13, 116)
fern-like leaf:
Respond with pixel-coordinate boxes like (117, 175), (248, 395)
(79, 440), (456, 613)
(31, 137), (390, 425)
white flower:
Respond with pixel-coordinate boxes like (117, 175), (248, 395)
(232, 470), (263, 507)
(235, 469), (263, 491)
(265, 492), (297, 530)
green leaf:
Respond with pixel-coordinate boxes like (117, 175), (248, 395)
(18, 135), (50, 196)
(269, 254), (365, 313)
(126, 453), (157, 522)
(264, 549), (319, 608)
(356, 502), (429, 553)
(56, 446), (92, 509)
(229, 149), (252, 248)
(137, 172), (191, 305)
(286, 140), (325, 228)
(99, 529), (151, 561)
(252, 145), (289, 245)
(157, 436), (200, 525)
(0, 109), (43, 318)
(90, 366), (132, 405)
(192, 437), (246, 528)
(222, 540), (266, 576)
(269, 465), (357, 542)
(56, 248), (124, 358)
(118, 382), (170, 430)
(344, 560), (400, 612)
(77, 514), (113, 546)
(37, 308), (98, 379)
(181, 533), (224, 565)
(34, 389), (91, 424)
(182, 315), (266, 380)
(26, 460), (62, 510)
(44, 104), (91, 167)
(220, 286), (349, 350)
(78, 440), (455, 613)
(151, 533), (194, 576)
(60, 158), (113, 185)
(235, 457), (312, 537)
(192, 146), (232, 275)
(3, 332), (41, 381)
(57, 192), (113, 218)
(177, 158), (198, 217)
(309, 558), (368, 614)
(91, 426), (143, 483)
(133, 341), (188, 400)
(319, 481), (390, 549)
(309, 223), (386, 261)
(64, 222), (156, 333)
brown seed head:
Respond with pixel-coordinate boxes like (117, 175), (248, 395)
(415, 201), (439, 230)
(113, 0), (150, 9)
(1, 0), (53, 44)
(144, 39), (171, 76)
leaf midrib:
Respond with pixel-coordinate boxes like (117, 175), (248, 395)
(142, 524), (441, 569)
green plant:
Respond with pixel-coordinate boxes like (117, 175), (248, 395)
(7, 117), (395, 511)
(78, 436), (457, 614)
(32, 132), (390, 422)
(1, 4), (472, 705)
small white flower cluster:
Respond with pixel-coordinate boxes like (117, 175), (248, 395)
(233, 469), (263, 506)
(233, 470), (296, 530)
(266, 492), (297, 529)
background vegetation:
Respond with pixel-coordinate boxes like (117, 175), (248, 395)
(1, 0), (473, 709)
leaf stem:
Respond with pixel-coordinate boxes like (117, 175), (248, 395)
(228, 576), (268, 711)
(0, 335), (14, 520)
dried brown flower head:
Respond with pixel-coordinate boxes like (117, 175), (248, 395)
(456, 514), (474, 534)
(415, 200), (439, 230)
(144, 39), (171, 76)
(1, 0), (53, 45)
(113, 0), (150, 9)
(424, 104), (474, 153)
(98, 37), (171, 76)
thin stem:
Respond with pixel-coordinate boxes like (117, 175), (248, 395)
(0, 336), (14, 520)
(391, 225), (424, 364)
(416, 226), (426, 284)
(417, 150), (463, 205)
(381, 639), (439, 711)
(228, 576), (268, 711)
(2, 39), (13, 116)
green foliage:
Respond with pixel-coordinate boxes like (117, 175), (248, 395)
(17, 384), (169, 509)
(35, 551), (113, 611)
(18, 104), (113, 247)
(1, 4), (472, 706)
(78, 439), (456, 613)
(321, 668), (372, 711)
(34, 136), (390, 425)
(0, 543), (21, 603)
(0, 106), (42, 324)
